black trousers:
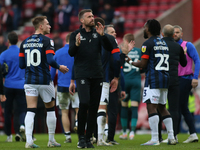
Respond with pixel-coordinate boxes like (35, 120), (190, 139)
(168, 84), (180, 136)
(107, 90), (119, 141)
(4, 87), (27, 136)
(76, 78), (102, 141)
(178, 77), (196, 134)
(158, 83), (180, 139)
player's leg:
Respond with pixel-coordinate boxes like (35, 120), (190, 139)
(107, 90), (119, 145)
(129, 80), (141, 140)
(86, 78), (102, 148)
(120, 101), (128, 140)
(57, 92), (71, 143)
(70, 92), (79, 133)
(39, 82), (61, 147)
(97, 82), (111, 146)
(141, 86), (160, 145)
(4, 87), (14, 142)
(76, 78), (91, 148)
(119, 82), (130, 140)
(179, 78), (198, 143)
(129, 101), (139, 140)
(157, 88), (176, 145)
(24, 84), (39, 148)
(15, 88), (27, 142)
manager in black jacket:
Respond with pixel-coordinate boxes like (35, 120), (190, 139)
(68, 9), (113, 148)
(159, 24), (187, 143)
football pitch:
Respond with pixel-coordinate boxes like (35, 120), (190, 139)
(0, 133), (199, 150)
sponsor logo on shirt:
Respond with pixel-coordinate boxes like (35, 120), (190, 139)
(80, 35), (86, 40)
(50, 40), (54, 46)
(92, 33), (98, 38)
(142, 46), (146, 53)
(81, 80), (85, 84)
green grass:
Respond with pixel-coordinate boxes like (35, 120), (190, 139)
(0, 133), (199, 150)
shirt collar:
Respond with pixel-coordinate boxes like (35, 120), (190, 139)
(177, 39), (183, 45)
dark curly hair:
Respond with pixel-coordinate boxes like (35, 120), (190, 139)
(146, 19), (161, 36)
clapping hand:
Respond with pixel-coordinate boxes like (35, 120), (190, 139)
(96, 22), (104, 36)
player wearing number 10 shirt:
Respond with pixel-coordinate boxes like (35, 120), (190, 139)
(19, 16), (68, 148)
(19, 34), (55, 84)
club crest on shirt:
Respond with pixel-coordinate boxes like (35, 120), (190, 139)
(142, 46), (146, 53)
(92, 33), (98, 38)
(50, 40), (54, 46)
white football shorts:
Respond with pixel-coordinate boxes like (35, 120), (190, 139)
(24, 81), (55, 103)
(142, 85), (168, 105)
(100, 82), (110, 105)
(56, 92), (79, 109)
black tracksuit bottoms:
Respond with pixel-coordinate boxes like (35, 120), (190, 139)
(76, 78), (103, 141)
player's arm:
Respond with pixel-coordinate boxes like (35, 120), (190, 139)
(50, 55), (57, 80)
(101, 34), (113, 52)
(120, 67), (126, 100)
(187, 42), (200, 80)
(68, 32), (79, 56)
(0, 64), (4, 95)
(45, 39), (69, 74)
(19, 42), (26, 69)
(127, 44), (149, 68)
(179, 46), (187, 67)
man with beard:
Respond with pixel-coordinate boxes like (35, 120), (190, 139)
(173, 25), (199, 143)
(68, 9), (113, 148)
(159, 24), (187, 144)
(127, 19), (176, 145)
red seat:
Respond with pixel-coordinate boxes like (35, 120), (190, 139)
(23, 26), (35, 34)
(70, 16), (79, 24)
(117, 6), (127, 16)
(127, 6), (138, 15)
(124, 22), (134, 30)
(60, 32), (70, 41)
(19, 33), (31, 41)
(147, 13), (158, 19)
(124, 14), (136, 23)
(137, 5), (148, 13)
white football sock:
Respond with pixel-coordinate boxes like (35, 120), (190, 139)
(97, 110), (106, 141)
(25, 111), (35, 144)
(148, 115), (159, 142)
(46, 111), (57, 142)
(163, 117), (174, 139)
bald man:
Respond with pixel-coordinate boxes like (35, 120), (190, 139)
(160, 24), (187, 143)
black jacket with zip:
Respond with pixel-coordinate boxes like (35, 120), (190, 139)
(68, 26), (113, 79)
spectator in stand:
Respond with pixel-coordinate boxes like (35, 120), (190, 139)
(50, 0), (60, 9)
(112, 11), (125, 37)
(99, 3), (114, 25)
(42, 1), (55, 32)
(11, 0), (22, 30)
(52, 30), (63, 51)
(0, 6), (13, 38)
(69, 0), (79, 15)
(0, 35), (7, 54)
(56, 0), (73, 32)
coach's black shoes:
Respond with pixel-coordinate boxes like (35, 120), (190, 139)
(86, 140), (95, 148)
(77, 136), (87, 148)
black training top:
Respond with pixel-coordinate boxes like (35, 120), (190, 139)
(68, 26), (113, 79)
(163, 37), (187, 86)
